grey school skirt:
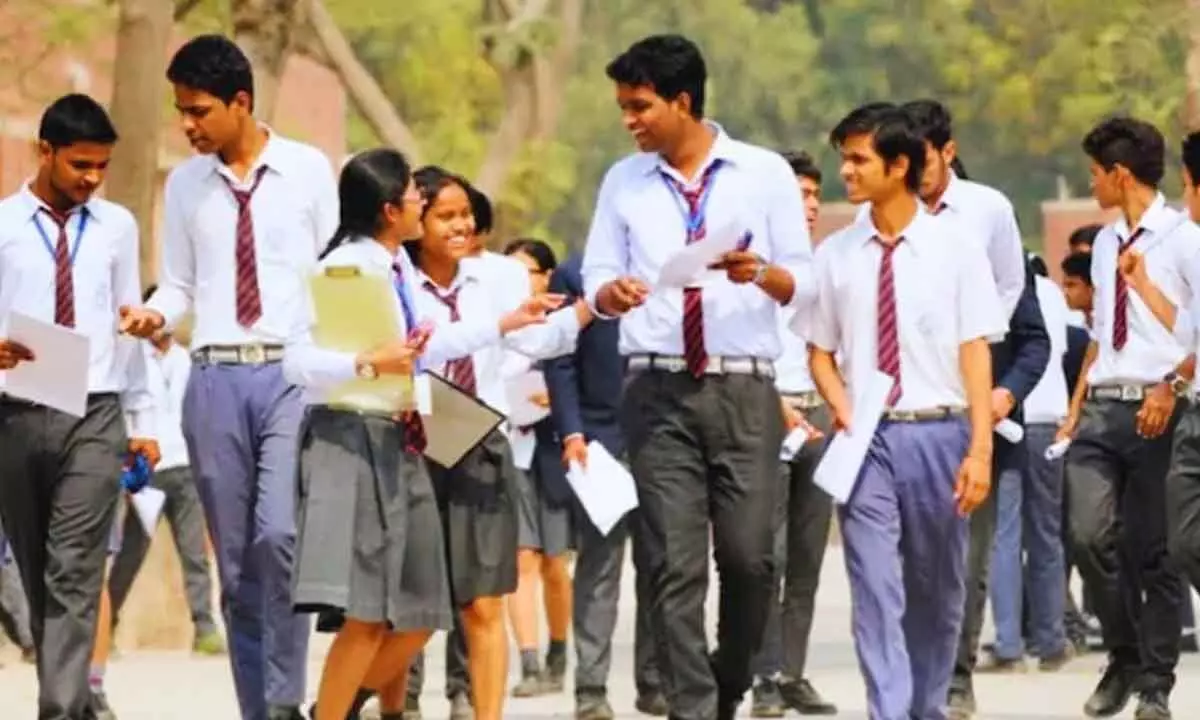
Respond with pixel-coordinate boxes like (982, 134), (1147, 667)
(514, 446), (574, 557)
(293, 406), (453, 632)
(428, 428), (521, 606)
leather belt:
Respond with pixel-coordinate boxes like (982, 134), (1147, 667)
(628, 354), (775, 378)
(882, 406), (966, 423)
(1088, 384), (1184, 402)
(781, 391), (823, 409)
(192, 344), (285, 365)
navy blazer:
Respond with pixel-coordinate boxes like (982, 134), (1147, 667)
(534, 253), (626, 504)
(1063, 324), (1090, 398)
(991, 260), (1051, 448)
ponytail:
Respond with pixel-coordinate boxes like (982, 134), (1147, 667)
(318, 226), (354, 261)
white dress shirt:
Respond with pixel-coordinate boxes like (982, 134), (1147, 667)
(1087, 194), (1196, 386)
(775, 310), (815, 394)
(416, 255), (580, 418)
(0, 184), (153, 436)
(148, 130), (339, 349)
(283, 238), (505, 407)
(581, 123), (815, 359)
(143, 342), (191, 470)
(856, 173), (1025, 317)
(1024, 276), (1070, 424)
(806, 208), (1008, 411)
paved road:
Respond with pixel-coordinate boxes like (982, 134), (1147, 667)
(2, 547), (1199, 718)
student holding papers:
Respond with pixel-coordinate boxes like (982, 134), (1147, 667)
(807, 103), (1004, 720)
(282, 149), (558, 720)
(0, 94), (159, 720)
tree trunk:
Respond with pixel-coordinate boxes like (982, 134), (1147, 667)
(301, 0), (423, 163)
(1187, 0), (1200, 130)
(107, 0), (173, 291)
(230, 0), (303, 123)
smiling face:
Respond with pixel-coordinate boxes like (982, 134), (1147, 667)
(615, 83), (692, 153)
(418, 181), (475, 264)
(837, 131), (910, 205)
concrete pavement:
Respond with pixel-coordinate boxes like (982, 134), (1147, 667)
(2, 547), (1199, 718)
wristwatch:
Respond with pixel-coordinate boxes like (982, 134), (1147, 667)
(355, 359), (379, 380)
(1163, 371), (1189, 395)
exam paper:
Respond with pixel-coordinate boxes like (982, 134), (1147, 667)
(2, 312), (90, 416)
(995, 418), (1024, 444)
(131, 487), (166, 536)
(506, 370), (551, 427)
(567, 441), (639, 536)
(656, 219), (747, 289)
(812, 370), (893, 504)
(1044, 439), (1071, 461)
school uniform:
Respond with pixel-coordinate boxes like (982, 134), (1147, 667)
(1066, 193), (1195, 705)
(581, 122), (814, 719)
(0, 185), (153, 719)
(806, 207), (1007, 720)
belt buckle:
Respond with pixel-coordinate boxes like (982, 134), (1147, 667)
(241, 344), (267, 364)
(1120, 385), (1141, 402)
(889, 410), (916, 422)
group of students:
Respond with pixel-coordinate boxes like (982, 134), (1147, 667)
(4, 25), (1200, 720)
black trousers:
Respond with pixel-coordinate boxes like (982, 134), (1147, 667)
(1167, 406), (1200, 595)
(0, 395), (125, 720)
(1066, 398), (1183, 692)
(622, 370), (784, 720)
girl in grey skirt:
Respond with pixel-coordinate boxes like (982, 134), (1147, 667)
(285, 150), (560, 720)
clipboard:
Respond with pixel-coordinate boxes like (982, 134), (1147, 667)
(309, 266), (413, 413)
(423, 372), (506, 469)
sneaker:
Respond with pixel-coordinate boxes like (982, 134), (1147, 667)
(88, 690), (118, 720)
(975, 649), (1027, 674)
(1039, 643), (1076, 672)
(634, 690), (669, 716)
(575, 691), (615, 720)
(1133, 689), (1171, 720)
(947, 685), (975, 720)
(512, 670), (548, 697)
(779, 678), (837, 715)
(750, 678), (785, 718)
(543, 646), (567, 693)
(192, 630), (227, 656)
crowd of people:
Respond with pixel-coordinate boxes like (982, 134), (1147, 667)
(0, 26), (1198, 720)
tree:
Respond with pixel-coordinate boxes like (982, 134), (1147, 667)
(106, 0), (175, 289)
(230, 0), (303, 122)
(1187, 0), (1200, 130)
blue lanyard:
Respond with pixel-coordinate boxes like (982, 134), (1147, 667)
(32, 209), (88, 265)
(391, 259), (425, 371)
(658, 161), (722, 238)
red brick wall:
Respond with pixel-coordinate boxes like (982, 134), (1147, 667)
(1041, 200), (1117, 282)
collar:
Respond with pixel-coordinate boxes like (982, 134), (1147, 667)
(855, 202), (931, 253)
(208, 125), (284, 185)
(19, 181), (100, 224)
(930, 171), (963, 213)
(418, 257), (482, 294)
(1113, 193), (1170, 240)
(642, 121), (739, 182)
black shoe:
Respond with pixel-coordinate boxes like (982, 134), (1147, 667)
(1181, 629), (1198, 653)
(946, 685), (975, 720)
(1134, 690), (1172, 720)
(87, 690), (117, 720)
(778, 678), (837, 715)
(634, 690), (669, 716)
(266, 706), (305, 720)
(1084, 664), (1135, 718)
(750, 678), (785, 718)
(575, 690), (615, 720)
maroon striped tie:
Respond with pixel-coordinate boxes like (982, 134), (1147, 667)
(222, 167), (268, 327)
(664, 164), (721, 378)
(1112, 228), (1145, 351)
(39, 208), (75, 328)
(876, 238), (902, 407)
(422, 282), (477, 395)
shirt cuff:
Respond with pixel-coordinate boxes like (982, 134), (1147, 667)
(146, 290), (188, 332)
(125, 410), (154, 440)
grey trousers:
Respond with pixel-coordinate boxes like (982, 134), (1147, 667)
(752, 404), (834, 680)
(1167, 406), (1200, 595)
(108, 465), (217, 637)
(574, 506), (664, 695)
(622, 370), (784, 720)
(0, 395), (125, 720)
(406, 624), (469, 702)
(0, 531), (33, 651)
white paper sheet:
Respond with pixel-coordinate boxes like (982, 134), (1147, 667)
(131, 487), (166, 536)
(510, 427), (537, 471)
(780, 426), (815, 462)
(1044, 439), (1071, 461)
(506, 370), (551, 427)
(812, 370), (893, 504)
(995, 418), (1024, 444)
(2, 312), (90, 416)
(656, 219), (747, 289)
(567, 441), (639, 536)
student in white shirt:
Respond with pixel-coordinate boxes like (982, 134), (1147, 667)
(583, 34), (815, 720)
(748, 150), (837, 718)
(0, 93), (159, 720)
(119, 35), (337, 720)
(809, 102), (1001, 720)
(1057, 116), (1195, 720)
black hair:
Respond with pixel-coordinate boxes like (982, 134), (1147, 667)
(318, 148), (414, 261)
(166, 34), (255, 109)
(458, 178), (494, 235)
(503, 238), (558, 273)
(404, 166), (471, 264)
(1060, 252), (1093, 285)
(829, 102), (926, 193)
(950, 156), (968, 180)
(1183, 131), (1200, 187)
(38, 94), (118, 148)
(606, 34), (707, 118)
(1028, 254), (1049, 278)
(1068, 223), (1102, 251)
(901, 99), (953, 150)
(780, 150), (821, 184)
(142, 284), (157, 304)
(1081, 116), (1165, 188)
